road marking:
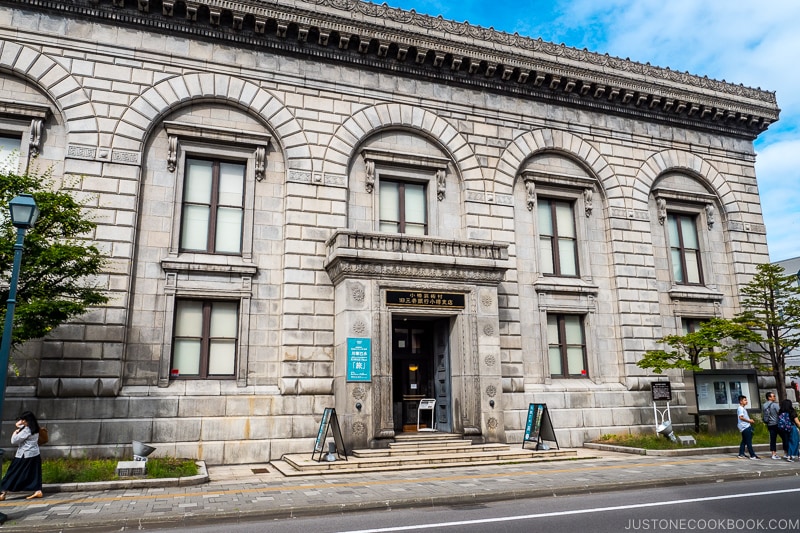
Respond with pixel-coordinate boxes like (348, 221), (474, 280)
(338, 486), (800, 532)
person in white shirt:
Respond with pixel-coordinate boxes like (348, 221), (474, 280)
(0, 411), (43, 500)
(736, 395), (760, 459)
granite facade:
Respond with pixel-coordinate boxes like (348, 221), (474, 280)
(0, 0), (778, 464)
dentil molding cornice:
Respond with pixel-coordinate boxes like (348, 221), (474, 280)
(2, 0), (779, 139)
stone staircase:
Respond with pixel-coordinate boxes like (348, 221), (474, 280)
(271, 432), (577, 476)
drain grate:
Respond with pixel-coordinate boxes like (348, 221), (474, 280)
(251, 468), (270, 474)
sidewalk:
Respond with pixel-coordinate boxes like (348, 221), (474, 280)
(0, 446), (797, 532)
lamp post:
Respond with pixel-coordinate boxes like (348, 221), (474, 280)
(0, 194), (38, 521)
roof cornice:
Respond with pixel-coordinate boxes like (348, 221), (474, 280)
(2, 0), (780, 139)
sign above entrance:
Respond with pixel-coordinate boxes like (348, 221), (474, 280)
(386, 290), (465, 309)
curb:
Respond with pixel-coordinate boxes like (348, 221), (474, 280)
(41, 461), (208, 494)
(584, 442), (773, 456)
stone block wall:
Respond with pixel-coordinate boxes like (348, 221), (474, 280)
(0, 2), (773, 462)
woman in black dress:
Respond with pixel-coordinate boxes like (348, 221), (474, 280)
(0, 411), (43, 500)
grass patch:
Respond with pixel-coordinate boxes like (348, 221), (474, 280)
(144, 457), (199, 479)
(593, 423), (771, 450)
(42, 458), (117, 484)
(3, 457), (198, 484)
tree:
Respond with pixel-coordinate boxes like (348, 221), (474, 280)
(637, 318), (757, 432)
(637, 263), (800, 407)
(0, 165), (108, 351)
(732, 263), (800, 403)
(637, 318), (754, 375)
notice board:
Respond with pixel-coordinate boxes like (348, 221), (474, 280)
(311, 408), (348, 462)
(346, 337), (371, 382)
(522, 403), (559, 451)
(651, 381), (672, 402)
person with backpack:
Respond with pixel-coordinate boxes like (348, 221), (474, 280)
(777, 399), (800, 462)
(762, 392), (782, 460)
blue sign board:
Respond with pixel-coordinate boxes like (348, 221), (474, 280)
(347, 337), (371, 382)
(523, 403), (544, 442)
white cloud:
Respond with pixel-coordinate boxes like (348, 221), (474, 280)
(756, 140), (800, 261)
(756, 139), (800, 181)
(554, 1), (799, 85)
(565, 1), (800, 261)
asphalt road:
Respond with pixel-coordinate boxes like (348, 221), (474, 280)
(147, 476), (800, 533)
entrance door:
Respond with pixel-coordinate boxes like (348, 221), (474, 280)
(391, 318), (451, 432)
(433, 317), (452, 432)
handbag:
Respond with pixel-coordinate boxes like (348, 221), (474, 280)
(37, 427), (49, 446)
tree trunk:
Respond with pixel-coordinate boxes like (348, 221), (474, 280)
(774, 367), (787, 402)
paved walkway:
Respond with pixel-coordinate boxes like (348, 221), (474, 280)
(0, 447), (798, 532)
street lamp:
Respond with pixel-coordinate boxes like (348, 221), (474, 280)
(0, 194), (38, 523)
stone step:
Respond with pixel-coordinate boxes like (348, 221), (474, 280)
(390, 432), (482, 447)
(273, 448), (577, 476)
(389, 439), (471, 449)
(355, 442), (511, 457)
(392, 432), (464, 441)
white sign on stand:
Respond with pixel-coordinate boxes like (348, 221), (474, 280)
(418, 398), (436, 432)
(651, 382), (677, 442)
(653, 401), (672, 431)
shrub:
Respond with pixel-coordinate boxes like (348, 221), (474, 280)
(593, 424), (770, 450)
(4, 457), (198, 483)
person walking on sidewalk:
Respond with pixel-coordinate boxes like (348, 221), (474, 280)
(0, 411), (44, 500)
(777, 399), (800, 461)
(762, 392), (782, 459)
(737, 395), (760, 459)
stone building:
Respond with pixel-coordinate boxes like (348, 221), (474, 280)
(0, 0), (779, 464)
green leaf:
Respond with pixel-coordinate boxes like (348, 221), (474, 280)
(0, 167), (108, 350)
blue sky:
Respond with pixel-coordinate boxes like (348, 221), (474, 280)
(386, 0), (800, 261)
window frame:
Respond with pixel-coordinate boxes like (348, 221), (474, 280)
(165, 122), (269, 263)
(667, 211), (704, 286)
(170, 298), (240, 380)
(159, 272), (253, 387)
(547, 313), (588, 378)
(379, 176), (429, 235)
(0, 103), (50, 173)
(361, 148), (450, 237)
(538, 197), (579, 278)
(521, 170), (596, 282)
(653, 188), (717, 292)
(178, 156), (246, 255)
(0, 132), (22, 174)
